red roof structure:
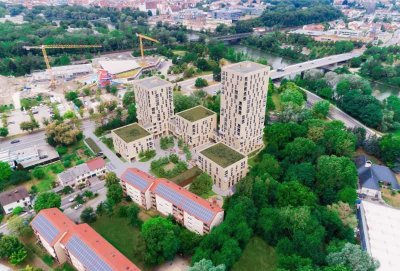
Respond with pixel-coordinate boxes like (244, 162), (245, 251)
(86, 157), (106, 171)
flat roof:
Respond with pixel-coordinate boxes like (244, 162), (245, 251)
(113, 123), (151, 143)
(223, 61), (267, 74)
(177, 105), (215, 122)
(361, 201), (400, 271)
(200, 143), (245, 168)
(99, 60), (140, 75)
(133, 76), (171, 89)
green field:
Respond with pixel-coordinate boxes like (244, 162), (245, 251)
(91, 215), (148, 270)
(232, 237), (277, 271)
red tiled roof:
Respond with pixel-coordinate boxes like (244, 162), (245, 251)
(32, 208), (141, 271)
(61, 224), (141, 271)
(86, 157), (106, 171)
(150, 178), (223, 223)
(121, 168), (156, 192)
(146, 1), (158, 9)
(31, 208), (76, 246)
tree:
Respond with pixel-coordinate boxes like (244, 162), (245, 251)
(195, 78), (209, 88)
(141, 217), (180, 265)
(46, 121), (81, 146)
(7, 216), (30, 236)
(65, 91), (78, 101)
(0, 161), (12, 183)
(107, 184), (123, 205)
(80, 207), (97, 223)
(328, 201), (357, 229)
(312, 100), (330, 119)
(105, 172), (119, 187)
(189, 173), (213, 196)
(122, 91), (135, 108)
(20, 120), (39, 132)
(12, 206), (24, 216)
(284, 162), (316, 188)
(32, 167), (45, 179)
(326, 243), (379, 271)
(178, 229), (203, 256)
(127, 204), (140, 227)
(189, 259), (226, 271)
(34, 192), (61, 213)
(282, 137), (317, 164)
(379, 134), (400, 167)
(280, 83), (305, 106)
(276, 181), (317, 207)
(0, 235), (27, 265)
(315, 155), (358, 204)
(0, 127), (8, 137)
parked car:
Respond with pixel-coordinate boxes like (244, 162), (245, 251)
(74, 204), (82, 210)
(10, 139), (20, 144)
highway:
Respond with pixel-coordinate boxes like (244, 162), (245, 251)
(303, 87), (380, 138)
(270, 51), (363, 80)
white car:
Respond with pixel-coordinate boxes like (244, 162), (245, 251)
(74, 204), (82, 210)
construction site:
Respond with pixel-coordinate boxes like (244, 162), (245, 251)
(0, 34), (166, 107)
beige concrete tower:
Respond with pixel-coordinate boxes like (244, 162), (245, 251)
(219, 61), (270, 155)
(132, 76), (174, 138)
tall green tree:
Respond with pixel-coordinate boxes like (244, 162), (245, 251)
(33, 192), (61, 213)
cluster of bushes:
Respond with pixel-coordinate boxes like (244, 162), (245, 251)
(150, 154), (188, 179)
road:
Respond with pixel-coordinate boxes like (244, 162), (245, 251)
(176, 74), (216, 95)
(303, 87), (380, 138)
(270, 51), (364, 80)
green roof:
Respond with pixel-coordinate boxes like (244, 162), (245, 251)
(177, 106), (215, 122)
(200, 143), (245, 168)
(113, 123), (150, 143)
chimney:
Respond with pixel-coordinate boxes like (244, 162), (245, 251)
(365, 160), (372, 168)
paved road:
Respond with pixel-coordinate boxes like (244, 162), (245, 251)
(176, 74), (214, 95)
(303, 87), (380, 138)
(270, 51), (364, 80)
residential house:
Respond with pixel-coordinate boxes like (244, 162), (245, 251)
(0, 186), (31, 214)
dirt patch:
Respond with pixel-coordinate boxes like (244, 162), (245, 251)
(382, 188), (400, 208)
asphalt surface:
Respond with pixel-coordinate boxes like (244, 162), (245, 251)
(270, 51), (364, 80)
(303, 87), (380, 138)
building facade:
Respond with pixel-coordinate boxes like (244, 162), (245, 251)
(111, 123), (155, 162)
(196, 143), (248, 192)
(133, 77), (174, 137)
(171, 105), (217, 148)
(31, 208), (140, 271)
(0, 186), (31, 214)
(120, 168), (224, 235)
(57, 157), (107, 187)
(219, 61), (270, 155)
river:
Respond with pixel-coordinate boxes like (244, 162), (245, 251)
(232, 44), (400, 100)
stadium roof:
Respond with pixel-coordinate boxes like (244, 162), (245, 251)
(99, 60), (140, 75)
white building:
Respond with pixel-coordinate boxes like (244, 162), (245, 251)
(120, 168), (224, 235)
(0, 186), (31, 214)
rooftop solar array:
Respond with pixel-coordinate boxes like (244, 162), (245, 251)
(31, 215), (60, 243)
(66, 235), (113, 271)
(123, 171), (151, 191)
(155, 183), (215, 223)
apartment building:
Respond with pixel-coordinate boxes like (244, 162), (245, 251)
(171, 105), (217, 148)
(0, 186), (31, 214)
(219, 61), (270, 155)
(31, 208), (140, 271)
(133, 77), (174, 137)
(120, 168), (155, 209)
(57, 157), (107, 187)
(111, 123), (154, 162)
(120, 168), (224, 235)
(196, 143), (248, 191)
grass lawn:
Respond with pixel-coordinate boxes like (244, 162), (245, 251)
(177, 106), (215, 122)
(113, 123), (150, 143)
(172, 50), (186, 56)
(232, 237), (277, 271)
(272, 93), (282, 111)
(91, 215), (148, 270)
(381, 188), (400, 208)
(200, 143), (245, 168)
(26, 162), (64, 192)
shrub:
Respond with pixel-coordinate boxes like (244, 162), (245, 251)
(32, 168), (45, 179)
(56, 146), (68, 156)
(12, 207), (24, 216)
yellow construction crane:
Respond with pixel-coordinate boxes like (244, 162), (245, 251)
(136, 33), (159, 59)
(23, 44), (102, 89)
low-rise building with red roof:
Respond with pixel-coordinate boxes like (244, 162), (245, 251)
(31, 208), (141, 271)
(120, 168), (224, 235)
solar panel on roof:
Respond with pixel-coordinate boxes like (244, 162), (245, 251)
(31, 215), (60, 243)
(155, 183), (214, 223)
(66, 235), (113, 271)
(124, 171), (150, 191)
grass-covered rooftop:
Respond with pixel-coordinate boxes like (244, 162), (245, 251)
(177, 105), (215, 122)
(200, 143), (245, 168)
(113, 123), (150, 143)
